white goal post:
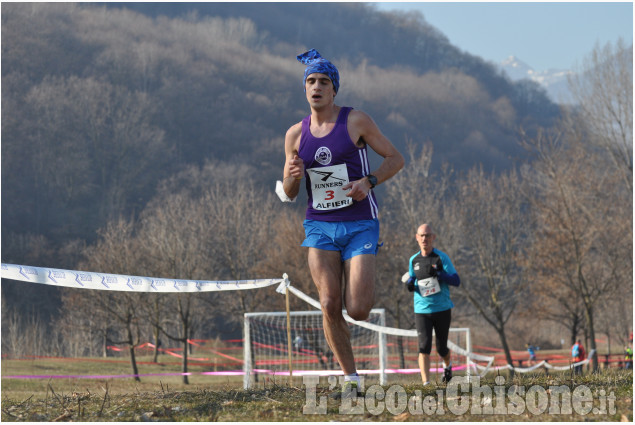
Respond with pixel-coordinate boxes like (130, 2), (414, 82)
(243, 309), (387, 389)
(243, 309), (472, 389)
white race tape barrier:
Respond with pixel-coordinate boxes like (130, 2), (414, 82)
(1, 263), (285, 293)
(276, 280), (495, 376)
(543, 352), (597, 370)
(276, 280), (596, 376)
(471, 351), (596, 373)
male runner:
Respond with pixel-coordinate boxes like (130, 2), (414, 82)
(404, 223), (460, 385)
(282, 49), (404, 395)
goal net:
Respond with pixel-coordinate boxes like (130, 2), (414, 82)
(243, 309), (474, 389)
(243, 309), (386, 389)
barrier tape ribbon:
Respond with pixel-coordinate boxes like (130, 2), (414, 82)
(4, 371), (247, 379)
(276, 281), (494, 361)
(4, 366), (472, 380)
(471, 350), (596, 372)
(276, 281), (589, 376)
(0, 263), (286, 293)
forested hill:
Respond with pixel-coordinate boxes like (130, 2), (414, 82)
(110, 2), (559, 134)
(2, 2), (559, 264)
(108, 2), (530, 98)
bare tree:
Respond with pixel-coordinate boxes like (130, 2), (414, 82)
(524, 277), (586, 347)
(131, 192), (212, 384)
(381, 141), (445, 235)
(595, 290), (634, 353)
(57, 289), (115, 357)
(144, 294), (171, 363)
(567, 38), (633, 190)
(519, 41), (633, 369)
(60, 288), (145, 380)
(102, 292), (145, 381)
(199, 178), (281, 320)
(76, 217), (147, 380)
(128, 165), (282, 382)
(522, 127), (630, 370)
(2, 308), (28, 358)
(147, 293), (200, 384)
(445, 167), (530, 371)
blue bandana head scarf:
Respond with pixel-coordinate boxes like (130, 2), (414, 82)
(297, 49), (340, 94)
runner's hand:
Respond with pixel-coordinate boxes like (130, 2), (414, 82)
(288, 155), (304, 180)
(401, 273), (416, 292)
(342, 178), (370, 201)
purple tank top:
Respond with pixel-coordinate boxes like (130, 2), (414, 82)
(298, 106), (378, 221)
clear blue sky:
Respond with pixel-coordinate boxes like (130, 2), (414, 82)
(373, 1), (633, 71)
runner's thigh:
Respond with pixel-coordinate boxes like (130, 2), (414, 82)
(343, 254), (375, 320)
(308, 248), (344, 314)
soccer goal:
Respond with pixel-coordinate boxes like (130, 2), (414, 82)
(243, 309), (387, 389)
(242, 309), (473, 389)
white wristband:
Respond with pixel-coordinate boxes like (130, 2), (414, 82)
(275, 180), (296, 202)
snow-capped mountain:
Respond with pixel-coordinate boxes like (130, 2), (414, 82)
(499, 56), (574, 104)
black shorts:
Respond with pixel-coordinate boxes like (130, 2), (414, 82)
(414, 309), (452, 356)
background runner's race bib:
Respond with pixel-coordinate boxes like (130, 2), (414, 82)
(307, 164), (351, 211)
(418, 277), (441, 297)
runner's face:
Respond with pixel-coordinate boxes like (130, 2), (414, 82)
(305, 73), (335, 106)
(416, 226), (435, 254)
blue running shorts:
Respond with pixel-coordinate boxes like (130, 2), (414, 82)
(301, 219), (380, 261)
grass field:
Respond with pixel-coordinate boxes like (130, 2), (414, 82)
(1, 355), (633, 422)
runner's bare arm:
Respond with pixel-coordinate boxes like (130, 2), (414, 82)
(343, 110), (404, 201)
(283, 122), (304, 199)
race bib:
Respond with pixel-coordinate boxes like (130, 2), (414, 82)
(418, 277), (441, 297)
(307, 164), (352, 211)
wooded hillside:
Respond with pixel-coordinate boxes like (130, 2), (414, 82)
(2, 2), (557, 260)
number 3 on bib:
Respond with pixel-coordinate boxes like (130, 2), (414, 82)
(307, 164), (352, 211)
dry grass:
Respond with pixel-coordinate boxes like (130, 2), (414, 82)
(1, 356), (632, 422)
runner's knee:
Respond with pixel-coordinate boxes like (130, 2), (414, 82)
(419, 334), (433, 354)
(437, 346), (450, 358)
(346, 304), (371, 321)
(320, 295), (342, 319)
(419, 345), (432, 355)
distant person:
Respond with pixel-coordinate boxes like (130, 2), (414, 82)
(280, 49), (404, 398)
(526, 343), (538, 366)
(403, 223), (460, 386)
(571, 339), (586, 375)
(293, 335), (304, 352)
(624, 346), (632, 370)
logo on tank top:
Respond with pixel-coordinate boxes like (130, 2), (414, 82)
(315, 147), (332, 165)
